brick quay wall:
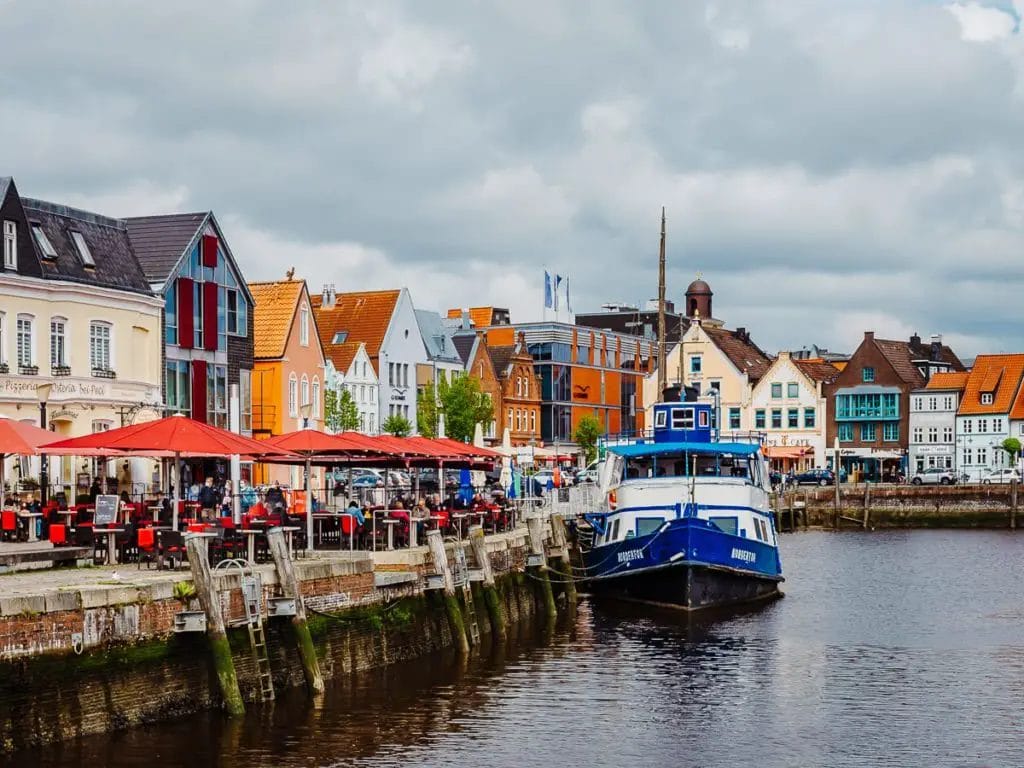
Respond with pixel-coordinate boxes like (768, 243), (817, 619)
(780, 485), (1019, 528)
(0, 529), (544, 753)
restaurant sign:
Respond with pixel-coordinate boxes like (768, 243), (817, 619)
(0, 375), (159, 404)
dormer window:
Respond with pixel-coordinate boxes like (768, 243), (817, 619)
(70, 231), (95, 267)
(3, 221), (16, 269)
(31, 224), (57, 259)
(332, 331), (348, 344)
(981, 392), (994, 406)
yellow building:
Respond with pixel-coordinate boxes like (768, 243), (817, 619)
(0, 179), (163, 499)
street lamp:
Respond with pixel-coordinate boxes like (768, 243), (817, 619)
(300, 401), (312, 430)
(36, 383), (52, 505)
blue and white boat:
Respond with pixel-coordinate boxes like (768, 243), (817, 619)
(577, 398), (783, 611)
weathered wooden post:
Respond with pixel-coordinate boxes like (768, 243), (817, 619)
(832, 439), (841, 530)
(862, 483), (870, 530)
(1011, 478), (1018, 530)
(549, 514), (577, 605)
(426, 529), (469, 654)
(468, 524), (507, 640)
(266, 527), (325, 695)
(527, 514), (558, 625)
(185, 536), (245, 716)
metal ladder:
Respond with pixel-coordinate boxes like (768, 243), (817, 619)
(242, 573), (275, 702)
(454, 545), (481, 646)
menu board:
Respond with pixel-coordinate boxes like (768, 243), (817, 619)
(93, 495), (119, 526)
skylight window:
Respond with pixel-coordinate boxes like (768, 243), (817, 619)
(70, 231), (95, 267)
(332, 331), (348, 344)
(31, 224), (57, 259)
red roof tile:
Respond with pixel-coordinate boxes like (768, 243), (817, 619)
(959, 354), (1024, 416)
(311, 290), (400, 375)
(249, 279), (304, 359)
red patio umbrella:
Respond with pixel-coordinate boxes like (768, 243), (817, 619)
(44, 415), (294, 528)
(260, 428), (389, 551)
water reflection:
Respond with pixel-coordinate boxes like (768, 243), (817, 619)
(8, 531), (1024, 768)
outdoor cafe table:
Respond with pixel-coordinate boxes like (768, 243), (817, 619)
(380, 518), (400, 550)
(92, 527), (124, 565)
(452, 512), (470, 540)
(17, 511), (43, 542)
(147, 505), (163, 524)
(281, 525), (301, 557)
(312, 512), (338, 545)
(56, 510), (78, 528)
(241, 529), (263, 563)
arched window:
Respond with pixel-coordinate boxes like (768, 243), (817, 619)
(301, 375), (310, 409)
(523, 374), (529, 398)
(312, 377), (321, 418)
(288, 374), (298, 417)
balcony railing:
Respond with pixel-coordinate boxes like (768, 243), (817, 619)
(0, 362), (7, 374)
(835, 407), (899, 421)
(91, 368), (117, 379)
(52, 365), (71, 377)
(19, 364), (38, 376)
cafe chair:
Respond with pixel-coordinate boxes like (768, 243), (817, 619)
(157, 530), (185, 570)
(1, 510), (16, 542)
(137, 527), (158, 569)
(48, 524), (68, 547)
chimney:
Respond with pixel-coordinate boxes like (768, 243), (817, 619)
(461, 310), (472, 330)
(909, 333), (921, 347)
(864, 331), (874, 342)
(930, 334), (942, 361)
(321, 284), (336, 309)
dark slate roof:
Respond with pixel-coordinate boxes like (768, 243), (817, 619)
(21, 198), (151, 295)
(874, 337), (965, 388)
(0, 177), (11, 205)
(124, 212), (208, 283)
(488, 345), (515, 377)
(705, 326), (772, 382)
(452, 333), (476, 366)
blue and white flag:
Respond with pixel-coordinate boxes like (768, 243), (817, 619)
(544, 270), (553, 309)
(565, 275), (572, 313)
(554, 274), (563, 311)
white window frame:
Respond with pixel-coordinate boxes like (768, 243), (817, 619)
(301, 374), (310, 409)
(299, 304), (310, 347)
(31, 224), (57, 259)
(50, 317), (68, 369)
(981, 393), (994, 406)
(89, 320), (112, 372)
(16, 314), (34, 368)
(3, 220), (16, 269)
(312, 377), (321, 418)
(69, 230), (95, 267)
(0, 312), (5, 365)
(288, 374), (298, 417)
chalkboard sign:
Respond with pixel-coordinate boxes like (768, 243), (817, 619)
(557, 487), (570, 503)
(93, 495), (119, 526)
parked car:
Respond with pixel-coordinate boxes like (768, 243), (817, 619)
(793, 468), (839, 487)
(576, 467), (600, 484)
(981, 468), (1021, 484)
(910, 467), (956, 485)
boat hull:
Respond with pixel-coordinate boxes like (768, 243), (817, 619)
(578, 516), (783, 611)
(584, 561), (782, 611)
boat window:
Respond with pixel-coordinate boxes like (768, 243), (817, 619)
(709, 516), (738, 535)
(698, 410), (709, 428)
(654, 410), (667, 428)
(671, 408), (694, 430)
(636, 517), (664, 537)
(752, 519), (764, 541)
(611, 518), (620, 541)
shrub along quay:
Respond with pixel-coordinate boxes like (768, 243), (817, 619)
(0, 520), (575, 754)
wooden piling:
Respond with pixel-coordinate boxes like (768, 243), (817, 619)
(548, 514), (577, 605)
(266, 527), (325, 696)
(468, 525), (507, 640)
(527, 515), (558, 625)
(185, 536), (245, 717)
(1011, 479), (1018, 530)
(426, 530), (469, 654)
(862, 483), (870, 530)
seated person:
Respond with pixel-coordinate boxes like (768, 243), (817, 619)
(346, 500), (366, 526)
(264, 481), (286, 513)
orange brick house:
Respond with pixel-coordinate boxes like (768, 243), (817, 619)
(452, 331), (502, 443)
(249, 277), (326, 487)
(491, 332), (542, 446)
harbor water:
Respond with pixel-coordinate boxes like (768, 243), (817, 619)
(9, 529), (1024, 768)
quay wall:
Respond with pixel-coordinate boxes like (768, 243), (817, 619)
(0, 529), (546, 753)
(779, 485), (1018, 528)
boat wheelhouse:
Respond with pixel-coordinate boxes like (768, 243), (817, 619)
(577, 399), (783, 610)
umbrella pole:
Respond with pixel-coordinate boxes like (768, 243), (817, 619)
(172, 451), (181, 530)
(305, 455), (314, 553)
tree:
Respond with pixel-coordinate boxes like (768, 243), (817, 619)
(439, 374), (494, 443)
(574, 414), (604, 464)
(1001, 437), (1021, 466)
(324, 388), (361, 433)
(417, 381), (439, 438)
(382, 413), (412, 437)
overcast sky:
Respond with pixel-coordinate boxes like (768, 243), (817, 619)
(3, 0), (1023, 357)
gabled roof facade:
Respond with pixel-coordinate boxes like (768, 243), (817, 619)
(311, 289), (401, 375)
(249, 279), (306, 360)
(794, 358), (841, 384)
(924, 371), (969, 391)
(415, 309), (462, 365)
(124, 213), (209, 283)
(703, 325), (772, 382)
(958, 354), (1024, 416)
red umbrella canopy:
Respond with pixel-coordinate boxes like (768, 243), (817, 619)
(262, 428), (384, 457)
(434, 437), (501, 459)
(42, 415), (290, 458)
(402, 436), (462, 459)
(0, 418), (59, 456)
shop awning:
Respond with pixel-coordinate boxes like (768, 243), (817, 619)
(763, 445), (814, 459)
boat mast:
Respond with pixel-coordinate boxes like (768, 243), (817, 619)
(657, 207), (667, 402)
